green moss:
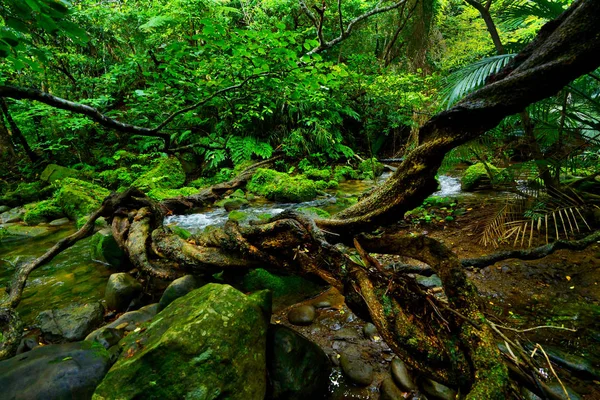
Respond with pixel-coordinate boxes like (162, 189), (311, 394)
(461, 163), (503, 191)
(90, 229), (126, 268)
(242, 268), (322, 299)
(23, 199), (64, 225)
(228, 210), (249, 222)
(0, 181), (53, 207)
(169, 226), (192, 240)
(304, 168), (332, 181)
(55, 178), (110, 225)
(147, 187), (198, 201)
(98, 167), (137, 190)
(298, 207), (330, 218)
(358, 158), (384, 179)
(131, 157), (186, 192)
(40, 164), (79, 183)
(333, 165), (359, 182)
(247, 168), (318, 203)
(189, 169), (233, 189)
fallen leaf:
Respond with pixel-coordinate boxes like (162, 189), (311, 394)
(566, 276), (571, 281)
(569, 286), (575, 290)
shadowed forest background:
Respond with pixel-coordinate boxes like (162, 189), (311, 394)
(0, 0), (599, 399)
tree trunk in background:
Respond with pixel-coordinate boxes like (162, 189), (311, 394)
(0, 99), (38, 163)
(0, 120), (16, 160)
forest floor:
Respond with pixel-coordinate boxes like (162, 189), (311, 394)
(274, 197), (600, 399)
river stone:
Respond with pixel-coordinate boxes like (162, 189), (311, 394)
(91, 229), (126, 269)
(537, 345), (600, 380)
(49, 217), (71, 226)
(0, 341), (111, 400)
(93, 284), (271, 400)
(340, 350), (374, 386)
(287, 305), (316, 326)
(313, 300), (331, 308)
(104, 273), (142, 311)
(0, 205), (10, 213)
(0, 223), (53, 238)
(86, 327), (123, 349)
(415, 274), (442, 288)
(223, 198), (249, 211)
(267, 325), (330, 400)
(35, 302), (104, 342)
(1, 207), (24, 223)
(380, 375), (405, 400)
(419, 378), (457, 400)
(546, 383), (582, 400)
(86, 303), (159, 344)
(391, 358), (417, 391)
(158, 275), (201, 311)
(363, 322), (378, 340)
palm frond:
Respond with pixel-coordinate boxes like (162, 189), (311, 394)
(500, 0), (568, 30)
(443, 54), (516, 108)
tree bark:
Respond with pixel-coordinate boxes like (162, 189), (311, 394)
(0, 99), (39, 163)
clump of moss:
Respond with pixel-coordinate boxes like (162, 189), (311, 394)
(40, 164), (79, 183)
(298, 207), (330, 218)
(23, 199), (64, 225)
(314, 180), (339, 190)
(303, 167), (332, 181)
(333, 165), (359, 182)
(228, 210), (249, 222)
(358, 158), (384, 180)
(55, 178), (110, 227)
(147, 187), (198, 201)
(0, 181), (53, 207)
(131, 157), (186, 192)
(99, 167), (137, 190)
(247, 168), (318, 202)
(242, 268), (322, 298)
(461, 163), (504, 191)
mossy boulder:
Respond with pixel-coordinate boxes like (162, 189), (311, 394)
(98, 167), (137, 190)
(303, 168), (332, 181)
(0, 181), (53, 207)
(147, 187), (198, 201)
(90, 229), (126, 269)
(229, 210), (249, 222)
(131, 157), (185, 192)
(93, 284), (271, 400)
(217, 197), (249, 211)
(40, 164), (79, 183)
(55, 178), (110, 227)
(333, 165), (359, 182)
(23, 199), (65, 225)
(247, 169), (318, 203)
(461, 163), (501, 191)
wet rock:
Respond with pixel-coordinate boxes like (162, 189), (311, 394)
(0, 205), (10, 213)
(521, 388), (542, 400)
(536, 345), (600, 380)
(86, 327), (123, 349)
(0, 207), (24, 223)
(340, 350), (374, 386)
(391, 358), (417, 391)
(419, 378), (457, 400)
(0, 223), (53, 238)
(363, 323), (378, 340)
(93, 284), (271, 399)
(104, 273), (142, 312)
(0, 341), (111, 400)
(158, 275), (201, 311)
(288, 305), (316, 326)
(334, 327), (360, 340)
(380, 375), (405, 400)
(48, 217), (70, 226)
(313, 300), (331, 308)
(415, 274), (442, 288)
(86, 303), (159, 342)
(223, 198), (249, 211)
(267, 325), (330, 400)
(90, 229), (126, 269)
(16, 337), (39, 354)
(36, 302), (104, 342)
(547, 383), (582, 400)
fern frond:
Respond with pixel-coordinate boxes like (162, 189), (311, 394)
(443, 54), (516, 108)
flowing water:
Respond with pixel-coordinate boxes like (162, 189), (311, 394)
(0, 224), (111, 324)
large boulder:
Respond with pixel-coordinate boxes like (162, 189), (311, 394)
(0, 207), (25, 224)
(90, 229), (126, 269)
(35, 302), (104, 342)
(40, 164), (79, 183)
(267, 325), (330, 400)
(23, 199), (65, 225)
(131, 157), (185, 192)
(0, 341), (112, 400)
(93, 284), (271, 400)
(55, 178), (110, 228)
(0, 181), (53, 208)
(104, 273), (142, 312)
(247, 168), (318, 203)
